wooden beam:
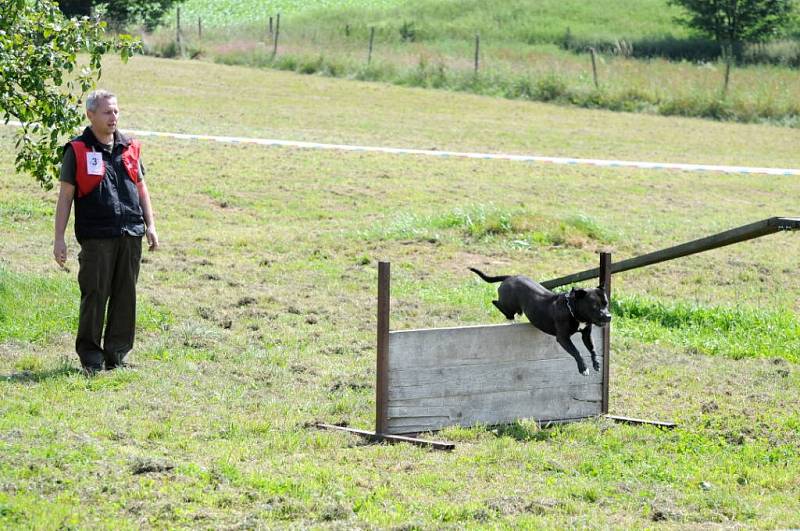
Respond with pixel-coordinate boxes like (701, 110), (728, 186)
(542, 217), (800, 289)
(315, 423), (455, 451)
(605, 415), (676, 429)
(376, 262), (390, 434)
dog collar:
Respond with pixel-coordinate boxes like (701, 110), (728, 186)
(564, 293), (578, 321)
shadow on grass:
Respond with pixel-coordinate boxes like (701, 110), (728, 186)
(1, 365), (81, 383)
(492, 421), (560, 442)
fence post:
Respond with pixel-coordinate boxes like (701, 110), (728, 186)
(589, 47), (599, 89)
(368, 27), (375, 65)
(599, 252), (612, 415)
(176, 6), (182, 54)
(272, 13), (281, 57)
(474, 33), (480, 74)
(197, 17), (202, 39)
(376, 262), (390, 434)
(269, 16), (273, 40)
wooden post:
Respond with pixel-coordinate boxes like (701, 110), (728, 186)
(599, 252), (611, 415)
(198, 17), (202, 39)
(176, 6), (182, 53)
(272, 13), (281, 57)
(474, 33), (480, 74)
(589, 47), (599, 89)
(376, 262), (390, 434)
(269, 16), (273, 37)
(368, 27), (375, 65)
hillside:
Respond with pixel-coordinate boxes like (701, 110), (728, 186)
(1, 56), (799, 528)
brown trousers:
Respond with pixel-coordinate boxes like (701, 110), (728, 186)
(76, 236), (142, 370)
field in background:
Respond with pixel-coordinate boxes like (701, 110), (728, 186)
(145, 0), (800, 127)
(174, 0), (690, 45)
(1, 56), (799, 527)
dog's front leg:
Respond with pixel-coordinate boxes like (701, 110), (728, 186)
(556, 333), (588, 375)
(580, 325), (600, 372)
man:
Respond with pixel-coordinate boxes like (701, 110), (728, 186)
(53, 89), (159, 374)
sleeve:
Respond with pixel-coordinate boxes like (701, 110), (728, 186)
(59, 145), (77, 186)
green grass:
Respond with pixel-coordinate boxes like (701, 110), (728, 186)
(0, 266), (78, 344)
(371, 205), (617, 248)
(174, 0), (404, 27)
(0, 267), (173, 345)
(148, 0), (800, 126)
(614, 295), (800, 362)
(1, 56), (799, 527)
(176, 0), (691, 43)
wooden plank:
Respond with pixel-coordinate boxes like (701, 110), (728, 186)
(385, 324), (604, 434)
(386, 384), (603, 433)
(542, 217), (800, 289)
(315, 423), (455, 451)
(387, 384), (602, 419)
(387, 356), (603, 400)
(605, 415), (676, 429)
(388, 322), (602, 370)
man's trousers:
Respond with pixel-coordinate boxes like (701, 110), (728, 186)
(75, 235), (142, 370)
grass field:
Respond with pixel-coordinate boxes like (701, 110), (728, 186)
(174, 0), (690, 44)
(148, 0), (800, 127)
(1, 55), (800, 528)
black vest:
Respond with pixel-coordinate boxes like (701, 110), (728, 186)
(67, 128), (145, 242)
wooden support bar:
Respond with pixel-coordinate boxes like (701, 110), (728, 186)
(376, 262), (390, 434)
(316, 424), (455, 451)
(605, 415), (676, 429)
(599, 252), (611, 415)
(542, 217), (800, 289)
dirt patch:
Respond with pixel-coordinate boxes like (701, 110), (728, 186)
(130, 457), (175, 475)
(236, 297), (257, 307)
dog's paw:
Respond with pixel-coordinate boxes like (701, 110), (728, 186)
(579, 368), (588, 376)
(592, 362), (600, 372)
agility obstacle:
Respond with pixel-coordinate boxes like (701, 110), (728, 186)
(318, 217), (798, 450)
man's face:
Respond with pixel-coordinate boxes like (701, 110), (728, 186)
(87, 97), (119, 137)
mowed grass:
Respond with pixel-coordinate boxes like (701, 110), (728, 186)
(1, 57), (799, 527)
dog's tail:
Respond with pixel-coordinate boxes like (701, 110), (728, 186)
(469, 267), (509, 283)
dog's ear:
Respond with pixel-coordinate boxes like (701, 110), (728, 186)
(574, 288), (588, 299)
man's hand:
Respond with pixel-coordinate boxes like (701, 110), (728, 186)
(54, 238), (67, 268)
(146, 226), (159, 251)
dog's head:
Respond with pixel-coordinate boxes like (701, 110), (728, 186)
(571, 287), (612, 326)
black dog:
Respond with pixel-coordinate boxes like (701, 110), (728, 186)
(470, 268), (611, 375)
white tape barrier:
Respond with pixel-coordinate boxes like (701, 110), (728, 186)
(5, 120), (799, 176)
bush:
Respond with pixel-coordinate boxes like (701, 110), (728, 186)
(534, 74), (568, 102)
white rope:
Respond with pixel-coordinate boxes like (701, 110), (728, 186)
(5, 120), (799, 176)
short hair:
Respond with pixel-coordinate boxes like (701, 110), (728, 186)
(86, 89), (116, 112)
